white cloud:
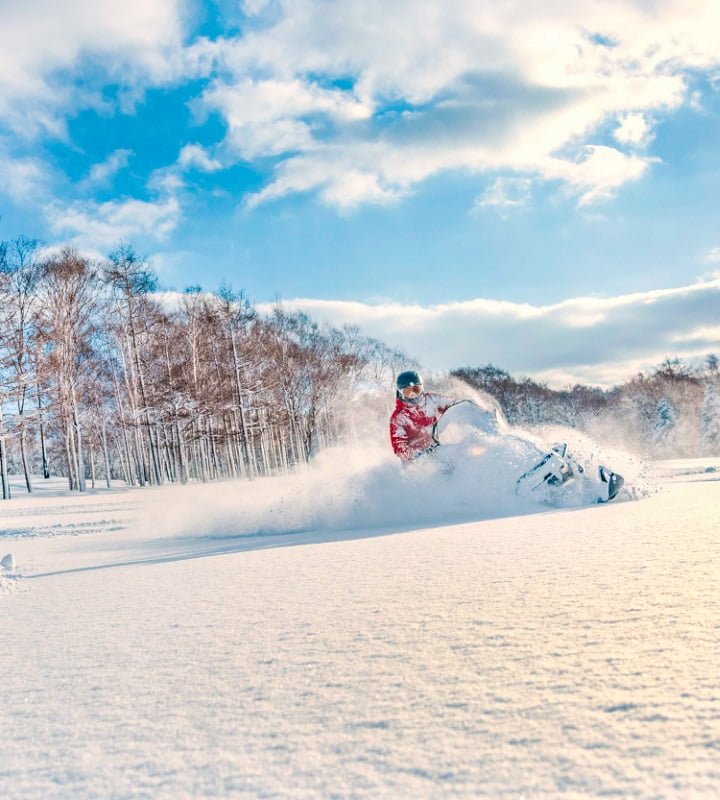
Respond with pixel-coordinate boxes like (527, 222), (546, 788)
(45, 193), (181, 251)
(474, 178), (533, 216)
(194, 0), (720, 209)
(0, 150), (51, 202)
(0, 0), (185, 137)
(541, 146), (655, 206)
(702, 246), (720, 264)
(257, 277), (720, 387)
(247, 158), (403, 209)
(201, 78), (371, 160)
(672, 325), (720, 345)
(244, 137), (653, 209)
(177, 144), (222, 172)
(613, 113), (654, 147)
(83, 149), (133, 188)
(3, 0), (718, 213)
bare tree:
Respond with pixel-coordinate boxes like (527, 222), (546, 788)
(37, 248), (101, 491)
(0, 236), (45, 492)
(0, 234), (419, 490)
(104, 243), (163, 485)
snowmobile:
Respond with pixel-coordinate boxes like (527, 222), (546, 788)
(431, 400), (625, 504)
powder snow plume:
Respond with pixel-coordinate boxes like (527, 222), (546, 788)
(137, 400), (650, 545)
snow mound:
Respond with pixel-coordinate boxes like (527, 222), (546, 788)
(0, 554), (25, 595)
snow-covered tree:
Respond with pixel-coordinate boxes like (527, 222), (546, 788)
(653, 397), (677, 453)
(700, 382), (720, 455)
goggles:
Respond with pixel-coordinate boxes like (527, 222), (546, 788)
(400, 383), (423, 397)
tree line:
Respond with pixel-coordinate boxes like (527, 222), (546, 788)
(452, 356), (720, 458)
(2, 233), (718, 500)
(0, 237), (407, 499)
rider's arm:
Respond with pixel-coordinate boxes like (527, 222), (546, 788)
(431, 394), (457, 416)
(390, 416), (414, 460)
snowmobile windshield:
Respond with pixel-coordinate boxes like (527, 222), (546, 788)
(432, 400), (502, 444)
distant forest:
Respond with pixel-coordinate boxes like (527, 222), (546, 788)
(453, 357), (720, 460)
(1, 235), (719, 498)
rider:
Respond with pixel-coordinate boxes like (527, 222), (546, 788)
(389, 370), (456, 461)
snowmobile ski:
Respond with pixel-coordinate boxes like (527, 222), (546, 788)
(596, 466), (625, 503)
(515, 448), (575, 497)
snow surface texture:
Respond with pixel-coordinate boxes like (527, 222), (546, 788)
(1, 449), (718, 798)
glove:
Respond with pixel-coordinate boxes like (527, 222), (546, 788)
(415, 442), (439, 459)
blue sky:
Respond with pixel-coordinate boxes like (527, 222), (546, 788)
(1, 0), (719, 385)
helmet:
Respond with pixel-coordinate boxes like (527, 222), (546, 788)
(396, 370), (424, 402)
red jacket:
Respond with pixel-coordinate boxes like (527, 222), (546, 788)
(390, 392), (455, 460)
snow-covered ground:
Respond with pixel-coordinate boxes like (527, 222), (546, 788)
(1, 449), (719, 798)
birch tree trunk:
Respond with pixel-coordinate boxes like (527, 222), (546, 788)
(101, 415), (112, 488)
(37, 385), (50, 479)
(0, 417), (10, 500)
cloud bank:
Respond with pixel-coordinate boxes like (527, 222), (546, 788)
(1, 0), (719, 249)
(191, 0), (720, 208)
(258, 277), (720, 386)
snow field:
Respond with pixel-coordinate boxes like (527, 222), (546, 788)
(1, 451), (718, 798)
